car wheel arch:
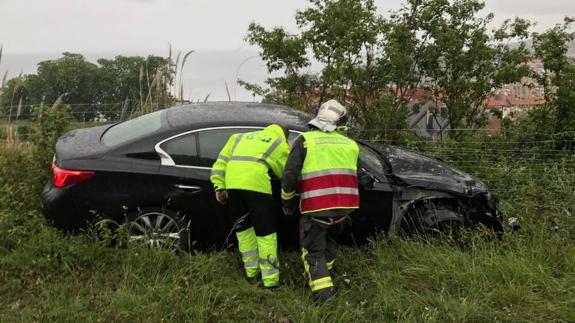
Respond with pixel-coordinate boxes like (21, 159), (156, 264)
(389, 188), (463, 236)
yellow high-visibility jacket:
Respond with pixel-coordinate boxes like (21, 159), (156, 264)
(210, 124), (290, 195)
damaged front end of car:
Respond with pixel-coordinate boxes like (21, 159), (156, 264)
(365, 143), (505, 237)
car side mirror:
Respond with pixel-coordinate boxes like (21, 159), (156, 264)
(358, 171), (375, 189)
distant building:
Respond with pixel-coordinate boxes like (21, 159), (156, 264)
(407, 101), (448, 140)
(484, 94), (545, 131)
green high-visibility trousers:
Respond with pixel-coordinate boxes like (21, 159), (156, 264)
(229, 189), (279, 287)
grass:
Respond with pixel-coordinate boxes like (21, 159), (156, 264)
(1, 215), (574, 322)
(1, 136), (575, 322)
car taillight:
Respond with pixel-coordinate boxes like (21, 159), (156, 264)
(51, 162), (95, 188)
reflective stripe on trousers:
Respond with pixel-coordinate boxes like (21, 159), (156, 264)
(326, 259), (335, 271)
(236, 227), (260, 278)
(302, 248), (334, 292)
(257, 232), (279, 287)
(300, 215), (340, 295)
(310, 276), (334, 292)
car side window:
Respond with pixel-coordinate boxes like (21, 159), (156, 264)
(161, 127), (302, 167)
(358, 144), (384, 172)
(159, 133), (199, 166)
(197, 128), (253, 167)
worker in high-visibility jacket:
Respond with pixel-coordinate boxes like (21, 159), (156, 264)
(210, 124), (290, 288)
(281, 100), (359, 303)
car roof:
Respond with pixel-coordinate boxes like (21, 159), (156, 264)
(165, 102), (312, 131)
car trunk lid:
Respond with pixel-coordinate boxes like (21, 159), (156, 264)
(54, 125), (111, 166)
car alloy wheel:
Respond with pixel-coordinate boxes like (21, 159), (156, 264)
(128, 209), (182, 249)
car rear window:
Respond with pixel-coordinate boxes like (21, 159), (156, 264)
(101, 111), (163, 147)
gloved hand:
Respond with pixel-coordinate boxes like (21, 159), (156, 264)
(215, 190), (228, 204)
(282, 207), (295, 217)
(282, 198), (298, 217)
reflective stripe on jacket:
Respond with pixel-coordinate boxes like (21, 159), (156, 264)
(210, 124), (289, 194)
(299, 130), (359, 213)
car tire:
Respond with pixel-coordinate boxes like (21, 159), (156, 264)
(127, 207), (183, 250)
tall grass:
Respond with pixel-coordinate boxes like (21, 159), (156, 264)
(131, 46), (194, 117)
(1, 198), (573, 321)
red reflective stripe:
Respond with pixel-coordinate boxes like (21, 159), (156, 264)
(300, 194), (359, 213)
(300, 174), (358, 192)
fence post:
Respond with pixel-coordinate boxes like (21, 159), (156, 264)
(120, 98), (129, 121)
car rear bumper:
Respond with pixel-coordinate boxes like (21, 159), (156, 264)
(42, 181), (91, 231)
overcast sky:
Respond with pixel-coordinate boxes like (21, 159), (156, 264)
(0, 0), (573, 55)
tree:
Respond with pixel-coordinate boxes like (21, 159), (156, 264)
(0, 53), (175, 120)
(243, 23), (313, 108)
(245, 0), (389, 134)
(532, 18), (575, 136)
(27, 53), (101, 106)
(243, 0), (534, 141)
(97, 55), (174, 113)
(296, 0), (383, 108)
(407, 0), (532, 133)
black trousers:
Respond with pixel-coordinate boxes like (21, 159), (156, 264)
(227, 189), (276, 236)
(300, 212), (350, 296)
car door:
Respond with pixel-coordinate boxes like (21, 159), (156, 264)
(155, 127), (255, 250)
(343, 144), (394, 243)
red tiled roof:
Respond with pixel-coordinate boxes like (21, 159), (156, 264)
(484, 97), (506, 108)
(508, 97), (545, 106)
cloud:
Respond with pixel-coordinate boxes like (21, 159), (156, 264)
(125, 0), (188, 4)
(485, 0), (574, 16)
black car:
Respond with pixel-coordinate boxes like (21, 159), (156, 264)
(42, 102), (503, 251)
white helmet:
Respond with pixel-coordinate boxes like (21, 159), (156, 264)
(308, 99), (347, 132)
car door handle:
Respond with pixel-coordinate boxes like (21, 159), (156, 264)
(174, 184), (202, 192)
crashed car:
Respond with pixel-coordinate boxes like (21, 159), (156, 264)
(42, 102), (503, 251)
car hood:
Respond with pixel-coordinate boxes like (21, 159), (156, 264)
(370, 144), (488, 196)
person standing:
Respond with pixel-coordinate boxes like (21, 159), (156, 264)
(281, 100), (359, 303)
(211, 124), (290, 288)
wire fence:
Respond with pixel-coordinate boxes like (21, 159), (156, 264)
(1, 112), (573, 213)
(0, 101), (136, 125)
(1, 98), (573, 224)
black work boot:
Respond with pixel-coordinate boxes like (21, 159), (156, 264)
(313, 287), (335, 304)
(245, 275), (259, 285)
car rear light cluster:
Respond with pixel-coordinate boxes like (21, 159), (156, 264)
(51, 162), (95, 188)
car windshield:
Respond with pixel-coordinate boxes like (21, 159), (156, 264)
(101, 110), (163, 147)
(359, 144), (385, 172)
